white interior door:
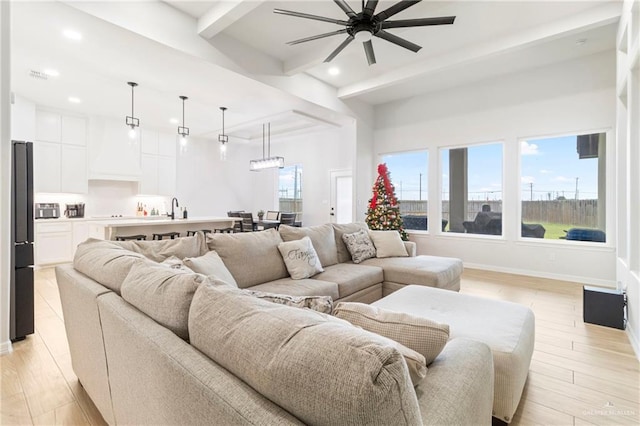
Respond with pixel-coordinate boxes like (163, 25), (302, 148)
(330, 170), (353, 224)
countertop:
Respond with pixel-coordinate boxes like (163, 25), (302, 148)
(86, 216), (236, 227)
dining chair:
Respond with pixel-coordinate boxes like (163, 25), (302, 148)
(265, 210), (280, 220)
(227, 211), (243, 233)
(239, 212), (256, 232)
(279, 212), (296, 226)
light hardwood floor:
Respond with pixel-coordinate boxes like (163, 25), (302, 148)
(1, 268), (639, 425)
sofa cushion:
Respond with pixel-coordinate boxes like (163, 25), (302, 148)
(206, 228), (288, 288)
(245, 290), (333, 314)
(277, 236), (324, 279)
(333, 302), (450, 364)
(313, 263), (383, 299)
(361, 255), (463, 291)
(115, 232), (207, 262)
(74, 238), (149, 294)
(332, 222), (369, 263)
(279, 224), (338, 267)
(183, 251), (238, 287)
(120, 260), (208, 340)
(342, 229), (376, 263)
(161, 256), (195, 273)
(189, 283), (422, 426)
(368, 230), (408, 258)
(248, 277), (339, 301)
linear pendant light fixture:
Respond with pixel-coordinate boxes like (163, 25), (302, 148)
(125, 82), (139, 139)
(178, 95), (189, 146)
(219, 106), (228, 161)
(250, 123), (284, 171)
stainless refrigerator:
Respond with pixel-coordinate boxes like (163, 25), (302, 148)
(11, 140), (34, 341)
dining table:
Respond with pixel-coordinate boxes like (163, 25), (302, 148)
(255, 219), (280, 230)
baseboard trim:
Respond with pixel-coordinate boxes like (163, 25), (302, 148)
(463, 262), (616, 288)
(0, 339), (13, 355)
(626, 324), (640, 361)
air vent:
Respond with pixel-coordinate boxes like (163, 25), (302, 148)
(29, 70), (48, 80)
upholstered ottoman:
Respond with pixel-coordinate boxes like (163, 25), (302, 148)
(373, 285), (535, 423)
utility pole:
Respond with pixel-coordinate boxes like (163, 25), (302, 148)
(419, 173), (422, 201)
(575, 177), (579, 200)
(530, 182), (533, 201)
(399, 181), (403, 200)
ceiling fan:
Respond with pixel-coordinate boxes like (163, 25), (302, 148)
(274, 0), (456, 66)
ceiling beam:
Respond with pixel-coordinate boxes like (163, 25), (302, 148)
(337, 2), (622, 99)
(197, 0), (266, 40)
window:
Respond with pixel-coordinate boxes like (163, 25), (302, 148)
(381, 151), (428, 231)
(520, 132), (606, 242)
(441, 143), (503, 235)
(279, 164), (302, 215)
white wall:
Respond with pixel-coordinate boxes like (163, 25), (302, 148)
(245, 125), (356, 226)
(374, 50), (617, 286)
(0, 0), (12, 354)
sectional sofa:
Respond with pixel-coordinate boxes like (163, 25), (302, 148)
(56, 223), (494, 425)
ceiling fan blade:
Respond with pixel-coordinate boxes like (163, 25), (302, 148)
(333, 0), (357, 18)
(363, 0), (379, 19)
(324, 36), (355, 62)
(363, 40), (377, 65)
(374, 0), (421, 22)
(274, 9), (350, 26)
(375, 30), (421, 52)
(287, 29), (348, 45)
(382, 16), (456, 29)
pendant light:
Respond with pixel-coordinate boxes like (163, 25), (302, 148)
(218, 106), (228, 161)
(177, 95), (190, 147)
(250, 123), (284, 171)
(125, 82), (139, 139)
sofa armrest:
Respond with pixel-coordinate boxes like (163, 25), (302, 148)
(403, 241), (417, 257)
(416, 338), (494, 425)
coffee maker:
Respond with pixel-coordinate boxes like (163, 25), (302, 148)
(65, 203), (85, 218)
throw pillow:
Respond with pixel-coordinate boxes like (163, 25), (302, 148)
(368, 230), (408, 258)
(333, 302), (450, 364)
(161, 256), (195, 274)
(183, 250), (238, 287)
(379, 336), (427, 386)
(120, 260), (208, 340)
(245, 290), (333, 314)
(342, 229), (376, 263)
(277, 236), (324, 280)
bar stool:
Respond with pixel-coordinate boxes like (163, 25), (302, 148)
(214, 228), (234, 234)
(152, 231), (180, 240)
(115, 234), (146, 241)
(187, 229), (212, 236)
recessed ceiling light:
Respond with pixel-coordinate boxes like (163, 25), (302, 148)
(169, 118), (179, 124)
(63, 29), (82, 41)
(43, 69), (59, 77)
(328, 67), (340, 76)
(68, 97), (81, 104)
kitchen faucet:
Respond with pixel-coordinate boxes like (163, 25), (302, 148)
(170, 197), (179, 220)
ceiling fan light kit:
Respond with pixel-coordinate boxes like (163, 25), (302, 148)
(275, 0), (455, 65)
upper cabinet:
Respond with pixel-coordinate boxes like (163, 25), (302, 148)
(11, 94), (36, 142)
(88, 117), (141, 181)
(34, 110), (88, 194)
(138, 129), (176, 196)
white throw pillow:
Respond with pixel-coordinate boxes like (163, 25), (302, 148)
(183, 250), (238, 287)
(368, 230), (408, 258)
(277, 236), (324, 279)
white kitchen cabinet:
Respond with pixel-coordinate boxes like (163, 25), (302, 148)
(88, 117), (141, 180)
(139, 154), (159, 195)
(60, 145), (88, 193)
(33, 142), (62, 193)
(72, 221), (89, 252)
(141, 129), (159, 155)
(61, 115), (87, 146)
(11, 94), (36, 141)
(35, 221), (73, 266)
(36, 110), (61, 142)
(158, 132), (176, 157)
(157, 155), (176, 196)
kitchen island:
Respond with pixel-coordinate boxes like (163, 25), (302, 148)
(87, 216), (237, 241)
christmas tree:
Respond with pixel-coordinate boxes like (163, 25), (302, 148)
(366, 163), (408, 241)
